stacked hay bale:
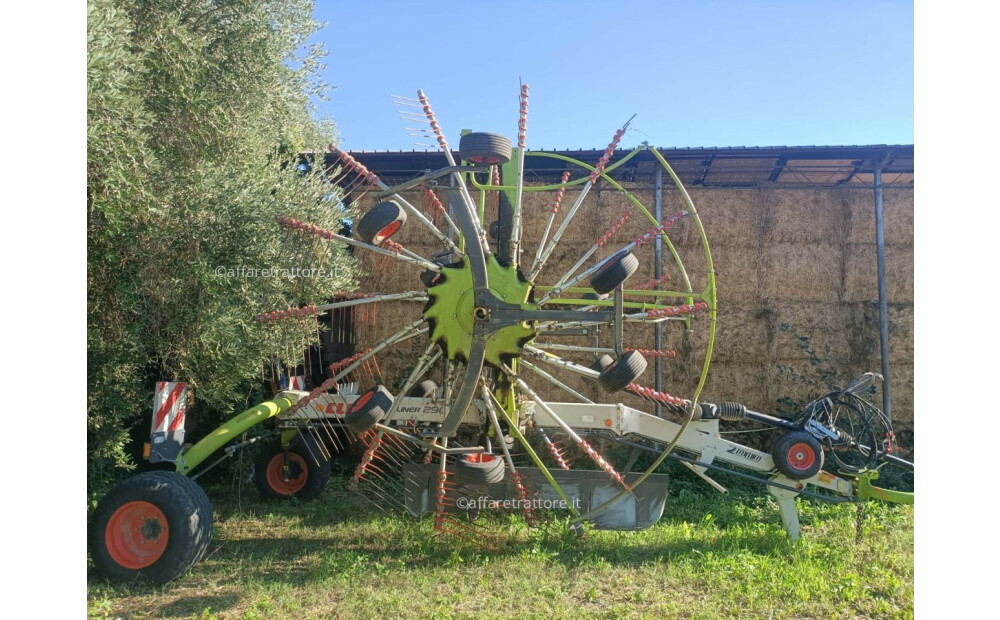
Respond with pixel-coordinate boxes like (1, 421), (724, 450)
(349, 178), (914, 452)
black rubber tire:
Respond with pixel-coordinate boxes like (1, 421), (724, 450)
(589, 250), (640, 295)
(583, 291), (609, 302)
(409, 380), (438, 398)
(459, 132), (513, 165)
(356, 200), (407, 245)
(254, 435), (332, 501)
(488, 220), (500, 240)
(89, 471), (213, 583)
(771, 431), (824, 480)
(454, 453), (506, 485)
(597, 350), (647, 393)
(588, 354), (614, 385)
(345, 385), (393, 435)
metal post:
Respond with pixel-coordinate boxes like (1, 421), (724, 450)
(874, 163), (892, 424)
(654, 165), (664, 417)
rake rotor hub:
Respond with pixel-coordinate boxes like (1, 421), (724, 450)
(423, 254), (537, 367)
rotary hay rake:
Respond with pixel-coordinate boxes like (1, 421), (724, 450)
(89, 86), (914, 583)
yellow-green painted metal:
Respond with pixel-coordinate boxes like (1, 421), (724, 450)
(855, 470), (914, 504)
(175, 397), (293, 475)
(489, 390), (580, 518)
(424, 254), (537, 366)
(468, 146), (645, 192)
(571, 149), (718, 524)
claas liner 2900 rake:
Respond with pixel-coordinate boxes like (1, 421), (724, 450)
(89, 86), (914, 583)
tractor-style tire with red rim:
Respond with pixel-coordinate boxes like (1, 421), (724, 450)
(771, 431), (824, 480)
(89, 471), (213, 583)
(345, 385), (393, 436)
(454, 452), (506, 485)
(356, 200), (407, 245)
(254, 435), (332, 500)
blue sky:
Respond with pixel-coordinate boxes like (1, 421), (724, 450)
(310, 1), (913, 151)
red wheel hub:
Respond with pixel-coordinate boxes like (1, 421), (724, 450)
(786, 442), (816, 471)
(105, 501), (170, 569)
(351, 391), (374, 412)
(374, 221), (401, 244)
(464, 453), (497, 464)
(265, 452), (308, 495)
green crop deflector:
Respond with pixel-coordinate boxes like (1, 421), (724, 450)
(174, 397), (294, 475)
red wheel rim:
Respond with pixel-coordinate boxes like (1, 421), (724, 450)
(374, 221), (401, 243)
(265, 452), (308, 495)
(464, 453), (497, 464)
(787, 442), (816, 471)
(105, 501), (170, 569)
(351, 391), (374, 412)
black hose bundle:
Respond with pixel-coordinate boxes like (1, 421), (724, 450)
(796, 373), (894, 473)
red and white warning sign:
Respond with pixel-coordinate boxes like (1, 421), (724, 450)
(152, 381), (188, 435)
(288, 375), (306, 390)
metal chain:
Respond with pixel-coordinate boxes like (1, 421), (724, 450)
(855, 501), (866, 544)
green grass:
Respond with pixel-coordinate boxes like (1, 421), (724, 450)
(87, 469), (913, 619)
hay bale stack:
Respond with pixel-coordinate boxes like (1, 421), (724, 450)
(339, 175), (914, 449)
(843, 243), (914, 303)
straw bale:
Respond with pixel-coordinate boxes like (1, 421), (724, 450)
(771, 301), (851, 364)
(767, 189), (847, 244)
(688, 304), (769, 364)
(701, 360), (773, 413)
(887, 305), (914, 363)
(680, 189), (758, 250)
(846, 188), (914, 245)
(887, 364), (914, 430)
(710, 243), (760, 303)
(842, 243), (914, 303)
(763, 242), (843, 302)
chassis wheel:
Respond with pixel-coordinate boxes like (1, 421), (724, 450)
(597, 350), (647, 393)
(254, 436), (332, 500)
(771, 431), (824, 480)
(345, 385), (393, 435)
(357, 200), (407, 245)
(459, 132), (513, 165)
(89, 471), (212, 583)
(590, 250), (639, 295)
(454, 453), (506, 485)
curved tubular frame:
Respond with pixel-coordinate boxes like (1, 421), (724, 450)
(529, 151), (694, 303)
(435, 193), (490, 438)
(570, 149), (717, 524)
(175, 397), (294, 475)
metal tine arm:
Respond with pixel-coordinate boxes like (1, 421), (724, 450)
(416, 90), (490, 256)
(529, 171), (571, 276)
(501, 364), (632, 493)
(276, 215), (442, 273)
(328, 147), (463, 256)
(522, 345), (600, 380)
(381, 342), (442, 424)
(529, 121), (630, 282)
(536, 210), (686, 306)
(519, 359), (594, 404)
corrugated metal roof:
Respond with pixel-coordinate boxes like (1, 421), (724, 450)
(309, 145), (913, 189)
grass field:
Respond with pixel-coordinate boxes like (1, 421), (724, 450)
(87, 464), (914, 619)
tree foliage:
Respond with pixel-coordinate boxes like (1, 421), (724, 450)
(87, 0), (352, 500)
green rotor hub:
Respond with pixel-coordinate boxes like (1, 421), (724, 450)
(424, 254), (536, 367)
